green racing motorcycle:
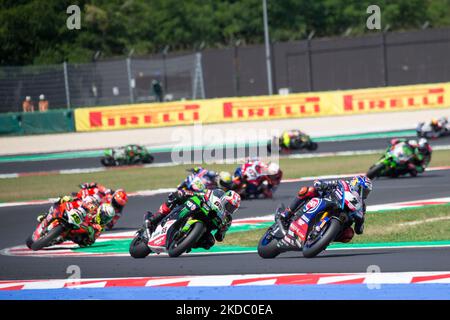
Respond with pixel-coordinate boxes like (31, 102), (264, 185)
(129, 189), (229, 258)
(367, 144), (418, 179)
(101, 144), (154, 166)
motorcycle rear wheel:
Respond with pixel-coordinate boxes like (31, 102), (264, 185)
(302, 219), (341, 258)
(307, 142), (318, 151)
(25, 235), (34, 249)
(30, 224), (65, 251)
(167, 222), (206, 257)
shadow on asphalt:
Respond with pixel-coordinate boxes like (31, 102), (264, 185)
(276, 251), (393, 259)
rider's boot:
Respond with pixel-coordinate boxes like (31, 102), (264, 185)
(354, 216), (365, 235)
(144, 203), (171, 232)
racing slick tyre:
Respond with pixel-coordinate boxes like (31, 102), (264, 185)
(302, 219), (341, 258)
(167, 222), (206, 257)
(257, 231), (281, 259)
(142, 154), (154, 164)
(129, 232), (151, 258)
(366, 163), (384, 179)
(25, 235), (34, 249)
(30, 224), (65, 251)
(101, 157), (115, 167)
(307, 142), (318, 151)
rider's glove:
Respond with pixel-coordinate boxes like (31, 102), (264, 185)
(279, 207), (292, 220)
(167, 189), (193, 205)
(313, 179), (328, 192)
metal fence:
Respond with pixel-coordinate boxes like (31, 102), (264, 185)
(0, 53), (204, 113)
(1, 27), (449, 113)
(202, 27), (450, 98)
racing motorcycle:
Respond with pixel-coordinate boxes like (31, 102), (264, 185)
(177, 169), (219, 192)
(258, 181), (364, 258)
(129, 189), (227, 258)
(101, 145), (154, 166)
(26, 203), (86, 251)
(267, 131), (318, 153)
(416, 121), (449, 139)
(366, 144), (418, 179)
(232, 164), (282, 199)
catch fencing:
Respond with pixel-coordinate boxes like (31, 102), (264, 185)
(0, 53), (204, 113)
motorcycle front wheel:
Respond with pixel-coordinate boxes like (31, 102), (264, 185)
(302, 219), (341, 258)
(167, 222), (206, 257)
(257, 228), (281, 259)
(30, 224), (65, 251)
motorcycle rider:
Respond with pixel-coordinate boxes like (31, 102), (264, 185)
(418, 138), (432, 168)
(144, 189), (241, 250)
(389, 138), (426, 175)
(430, 117), (448, 134)
(280, 129), (305, 149)
(36, 196), (102, 247)
(125, 144), (145, 163)
(232, 158), (275, 198)
(69, 201), (116, 247)
(76, 183), (128, 230)
(178, 166), (218, 191)
(279, 175), (372, 247)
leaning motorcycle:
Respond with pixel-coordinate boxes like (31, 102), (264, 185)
(26, 204), (85, 251)
(416, 122), (449, 139)
(177, 170), (218, 192)
(101, 147), (154, 166)
(267, 133), (318, 153)
(258, 181), (364, 258)
(129, 190), (226, 258)
(366, 146), (416, 179)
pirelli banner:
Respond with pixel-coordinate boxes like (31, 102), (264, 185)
(74, 82), (450, 132)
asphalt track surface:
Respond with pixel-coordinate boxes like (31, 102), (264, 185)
(2, 135), (450, 174)
(1, 170), (449, 280)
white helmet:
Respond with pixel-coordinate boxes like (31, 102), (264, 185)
(96, 203), (116, 226)
(408, 139), (418, 148)
(267, 162), (280, 175)
(39, 94), (45, 100)
(418, 138), (428, 148)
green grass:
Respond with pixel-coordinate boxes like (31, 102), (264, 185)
(1, 149), (450, 203)
(220, 205), (450, 247)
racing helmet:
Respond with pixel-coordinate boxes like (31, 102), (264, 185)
(267, 162), (280, 175)
(112, 189), (128, 208)
(431, 118), (438, 125)
(218, 171), (233, 189)
(418, 138), (431, 153)
(82, 196), (99, 215)
(222, 190), (241, 215)
(408, 139), (418, 148)
(350, 175), (373, 199)
(96, 203), (116, 226)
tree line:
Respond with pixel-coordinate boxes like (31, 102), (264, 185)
(1, 0), (449, 66)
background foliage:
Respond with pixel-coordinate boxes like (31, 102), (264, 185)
(1, 0), (449, 66)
